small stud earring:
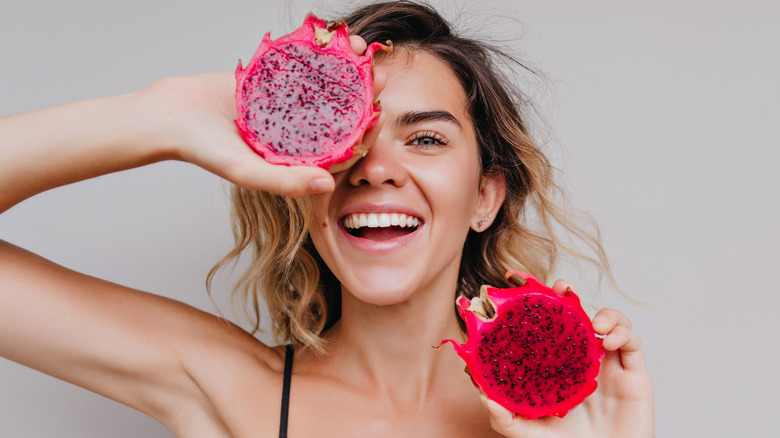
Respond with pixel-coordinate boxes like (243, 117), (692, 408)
(476, 214), (492, 229)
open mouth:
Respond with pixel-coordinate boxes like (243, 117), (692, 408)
(342, 212), (422, 241)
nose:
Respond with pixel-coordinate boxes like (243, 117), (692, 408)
(347, 136), (407, 188)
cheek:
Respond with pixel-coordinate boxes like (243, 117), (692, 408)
(445, 182), (481, 228)
(419, 160), (482, 227)
(309, 193), (330, 225)
(307, 192), (335, 252)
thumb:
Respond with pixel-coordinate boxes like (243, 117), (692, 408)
(229, 157), (335, 197)
(481, 394), (522, 436)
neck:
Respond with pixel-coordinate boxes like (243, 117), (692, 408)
(321, 273), (467, 406)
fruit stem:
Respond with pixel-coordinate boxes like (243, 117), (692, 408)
(507, 273), (527, 287)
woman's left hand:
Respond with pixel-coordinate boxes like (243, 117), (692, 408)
(482, 280), (655, 438)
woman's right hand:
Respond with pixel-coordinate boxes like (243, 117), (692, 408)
(147, 35), (386, 198)
(143, 72), (334, 198)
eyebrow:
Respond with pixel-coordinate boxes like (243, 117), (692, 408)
(394, 110), (462, 129)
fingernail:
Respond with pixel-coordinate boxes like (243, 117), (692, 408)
(309, 178), (333, 193)
(592, 315), (606, 324)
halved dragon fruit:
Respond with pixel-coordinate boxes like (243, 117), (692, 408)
(441, 271), (605, 419)
(234, 14), (391, 171)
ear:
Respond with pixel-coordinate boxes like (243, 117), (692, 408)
(471, 173), (506, 232)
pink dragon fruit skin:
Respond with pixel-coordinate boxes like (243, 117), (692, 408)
(234, 14), (391, 170)
(441, 271), (605, 419)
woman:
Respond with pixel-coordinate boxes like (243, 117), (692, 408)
(0, 1), (653, 437)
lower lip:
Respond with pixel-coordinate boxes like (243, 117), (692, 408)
(339, 225), (422, 253)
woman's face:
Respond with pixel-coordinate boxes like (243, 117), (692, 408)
(309, 49), (499, 305)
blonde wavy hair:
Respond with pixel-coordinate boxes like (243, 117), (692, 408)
(208, 1), (614, 353)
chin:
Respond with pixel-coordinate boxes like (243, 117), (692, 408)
(349, 289), (414, 307)
(338, 267), (423, 307)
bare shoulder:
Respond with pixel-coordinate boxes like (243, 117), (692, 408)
(168, 311), (289, 437)
(178, 308), (285, 373)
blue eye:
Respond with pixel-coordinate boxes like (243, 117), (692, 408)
(409, 131), (448, 149)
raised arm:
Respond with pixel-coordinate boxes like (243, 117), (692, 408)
(0, 33), (383, 433)
(0, 73), (308, 433)
(0, 72), (335, 215)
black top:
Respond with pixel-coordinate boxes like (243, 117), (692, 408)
(279, 344), (293, 438)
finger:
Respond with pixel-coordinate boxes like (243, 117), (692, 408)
(551, 279), (574, 297)
(601, 325), (647, 373)
(481, 395), (566, 438)
(602, 325), (641, 353)
(359, 66), (387, 158)
(591, 308), (633, 333)
(360, 109), (385, 151)
(372, 66), (388, 101)
(219, 146), (335, 197)
(235, 162), (334, 197)
(349, 35), (367, 55)
(346, 35), (387, 100)
(480, 394), (521, 436)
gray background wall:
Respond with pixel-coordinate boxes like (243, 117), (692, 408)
(1, 0), (777, 436)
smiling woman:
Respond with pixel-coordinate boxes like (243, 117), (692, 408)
(0, 1), (653, 437)
(310, 49), (488, 311)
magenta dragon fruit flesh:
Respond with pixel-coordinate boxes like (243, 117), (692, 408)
(234, 14), (391, 170)
(441, 271), (605, 419)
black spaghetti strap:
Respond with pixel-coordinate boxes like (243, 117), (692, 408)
(279, 344), (293, 438)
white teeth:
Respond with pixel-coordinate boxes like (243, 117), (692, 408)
(342, 212), (421, 229)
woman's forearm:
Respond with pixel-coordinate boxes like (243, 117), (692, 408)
(0, 89), (175, 213)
